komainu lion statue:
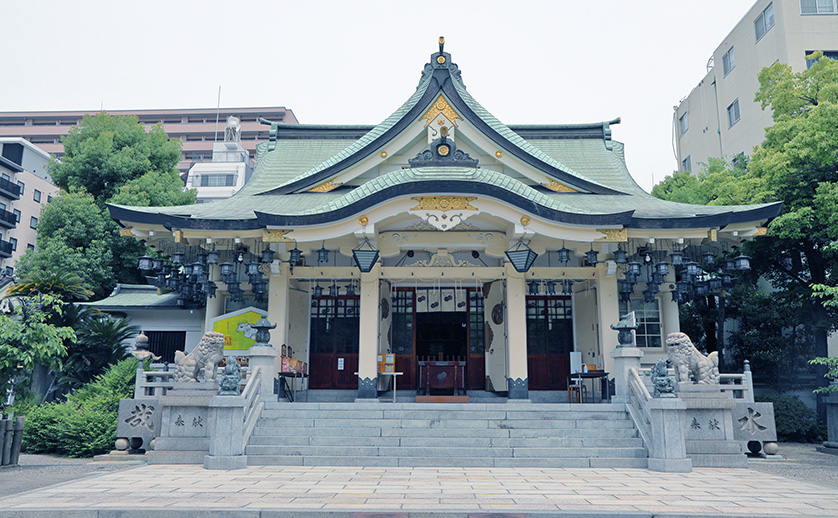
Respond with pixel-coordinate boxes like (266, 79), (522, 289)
(666, 332), (719, 384)
(174, 332), (225, 382)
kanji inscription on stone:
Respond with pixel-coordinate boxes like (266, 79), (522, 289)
(708, 419), (720, 431)
(193, 416), (203, 428)
(124, 403), (155, 431)
(738, 407), (768, 434)
(175, 415), (185, 427)
(690, 417), (701, 430)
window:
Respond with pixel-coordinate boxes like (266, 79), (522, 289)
(13, 209), (20, 223)
(727, 99), (741, 127)
(27, 244), (34, 251)
(682, 155), (692, 172)
(33, 189), (41, 203)
(468, 288), (485, 354)
(722, 47), (736, 76)
(0, 202), (5, 211)
(732, 153), (746, 169)
(525, 296), (574, 355)
(755, 3), (775, 41)
(199, 174), (236, 187)
(47, 195), (53, 203)
(806, 50), (838, 68)
(16, 181), (24, 195)
(801, 0), (837, 14)
(1, 173), (8, 181)
(9, 237), (16, 251)
(29, 216), (37, 229)
(392, 289), (414, 354)
(678, 112), (689, 135)
(619, 299), (662, 348)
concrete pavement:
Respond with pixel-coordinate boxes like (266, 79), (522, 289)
(1, 461), (837, 517)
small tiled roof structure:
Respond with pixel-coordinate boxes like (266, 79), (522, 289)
(80, 284), (180, 311)
(109, 42), (781, 232)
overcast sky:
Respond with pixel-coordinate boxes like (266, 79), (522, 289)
(4, 0), (757, 192)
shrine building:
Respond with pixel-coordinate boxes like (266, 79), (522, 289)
(109, 39), (780, 401)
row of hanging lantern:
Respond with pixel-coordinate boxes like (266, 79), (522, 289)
(615, 241), (751, 304)
(138, 241), (279, 306)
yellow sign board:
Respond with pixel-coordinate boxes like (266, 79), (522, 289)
(212, 310), (263, 350)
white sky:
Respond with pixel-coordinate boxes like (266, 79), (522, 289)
(4, 0), (757, 192)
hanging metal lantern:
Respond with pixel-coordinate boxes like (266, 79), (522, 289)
(230, 290), (244, 303)
(643, 289), (656, 303)
(702, 250), (716, 266)
(545, 281), (557, 295)
(226, 281), (240, 293)
(220, 262), (234, 276)
(246, 261), (260, 276)
(206, 282), (218, 298)
(620, 282), (634, 295)
(207, 250), (220, 264)
(676, 281), (693, 296)
(695, 281), (709, 297)
(646, 282), (660, 295)
(345, 283), (356, 296)
(260, 248), (275, 264)
(708, 277), (723, 292)
(585, 248), (599, 266)
(505, 241), (538, 273)
(669, 250), (684, 266)
(652, 272), (666, 284)
(152, 258), (163, 271)
(138, 255), (154, 271)
(562, 279), (573, 295)
(734, 255), (751, 270)
(161, 264), (172, 275)
(155, 274), (167, 288)
(721, 272), (734, 288)
(623, 272), (638, 285)
(329, 284), (339, 297)
(313, 284), (323, 298)
(627, 261), (642, 276)
(252, 281), (267, 295)
(191, 262), (205, 276)
(557, 246), (572, 264)
(725, 259), (736, 271)
(654, 262), (669, 277)
(183, 263), (194, 276)
(613, 248), (628, 264)
(172, 251), (185, 265)
(684, 261), (702, 277)
(528, 281), (540, 295)
(197, 252), (208, 265)
(318, 246), (329, 264)
(289, 247), (303, 265)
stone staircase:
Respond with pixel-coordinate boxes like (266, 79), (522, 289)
(245, 401), (648, 468)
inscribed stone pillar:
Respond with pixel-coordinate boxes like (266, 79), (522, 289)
(357, 263), (380, 399)
(505, 263), (528, 399)
(596, 263), (620, 374)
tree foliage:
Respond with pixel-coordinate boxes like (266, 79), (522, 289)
(17, 113), (196, 298)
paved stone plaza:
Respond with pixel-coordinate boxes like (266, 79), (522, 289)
(2, 461), (838, 517)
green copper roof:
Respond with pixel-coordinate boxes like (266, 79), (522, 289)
(81, 284), (180, 309)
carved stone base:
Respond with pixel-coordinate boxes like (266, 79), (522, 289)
(507, 377), (528, 400)
(357, 377), (377, 399)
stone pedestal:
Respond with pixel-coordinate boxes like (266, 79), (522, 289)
(610, 347), (643, 404)
(677, 383), (747, 468)
(247, 346), (278, 401)
(116, 398), (161, 451)
(204, 395), (247, 470)
(149, 382), (218, 464)
(647, 398), (692, 473)
(821, 394), (838, 453)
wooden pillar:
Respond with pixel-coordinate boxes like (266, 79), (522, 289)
(357, 263), (380, 399)
(596, 262), (621, 375)
(505, 263), (529, 399)
(267, 261), (290, 372)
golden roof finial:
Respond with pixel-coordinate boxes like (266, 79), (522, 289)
(439, 36), (445, 54)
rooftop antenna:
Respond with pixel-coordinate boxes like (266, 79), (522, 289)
(213, 85), (221, 142)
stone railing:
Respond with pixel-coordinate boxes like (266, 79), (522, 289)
(626, 367), (653, 447)
(638, 363), (754, 403)
(240, 366), (263, 451)
(134, 364), (175, 398)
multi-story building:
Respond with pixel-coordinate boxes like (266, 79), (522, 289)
(0, 107), (298, 174)
(674, 0), (838, 173)
(0, 138), (58, 276)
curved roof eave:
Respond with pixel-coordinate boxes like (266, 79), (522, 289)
(629, 201), (783, 229)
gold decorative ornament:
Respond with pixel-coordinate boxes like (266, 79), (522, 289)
(437, 144), (450, 156)
(755, 227), (768, 236)
(438, 118), (445, 125)
(495, 151), (503, 158)
(520, 216), (530, 226)
(359, 216), (369, 226)
(119, 228), (135, 237)
(595, 228), (628, 242)
(437, 56), (446, 64)
(440, 126), (448, 137)
(380, 151), (388, 158)
(173, 230), (183, 243)
(421, 94), (462, 128)
(263, 229), (293, 242)
(542, 178), (578, 193)
(708, 228), (718, 241)
(410, 196), (478, 212)
(439, 36), (445, 45)
(308, 179), (341, 193)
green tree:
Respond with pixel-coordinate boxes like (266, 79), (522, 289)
(0, 295), (76, 405)
(6, 270), (94, 302)
(17, 113), (196, 297)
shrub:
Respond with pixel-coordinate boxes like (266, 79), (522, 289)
(755, 394), (826, 442)
(22, 357), (139, 457)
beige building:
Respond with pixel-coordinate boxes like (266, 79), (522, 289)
(0, 138), (58, 273)
(0, 107), (298, 174)
(674, 0), (838, 173)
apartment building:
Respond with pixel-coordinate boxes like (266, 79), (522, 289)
(0, 107), (298, 174)
(674, 0), (838, 173)
(0, 138), (58, 274)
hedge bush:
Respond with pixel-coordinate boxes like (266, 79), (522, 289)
(22, 357), (139, 457)
(755, 394), (826, 442)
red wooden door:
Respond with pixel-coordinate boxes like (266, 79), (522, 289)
(308, 294), (360, 389)
(526, 295), (573, 390)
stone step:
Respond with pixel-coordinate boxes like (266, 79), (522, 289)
(258, 408), (631, 421)
(261, 401), (628, 412)
(244, 443), (647, 459)
(248, 434), (644, 449)
(255, 417), (637, 430)
(251, 424), (640, 439)
(245, 455), (649, 469)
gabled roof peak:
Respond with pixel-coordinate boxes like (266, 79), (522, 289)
(417, 36), (464, 89)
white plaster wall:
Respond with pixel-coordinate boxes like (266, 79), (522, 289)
(122, 307), (205, 353)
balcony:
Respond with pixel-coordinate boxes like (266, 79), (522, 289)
(0, 208), (16, 229)
(0, 177), (21, 200)
(0, 238), (12, 258)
